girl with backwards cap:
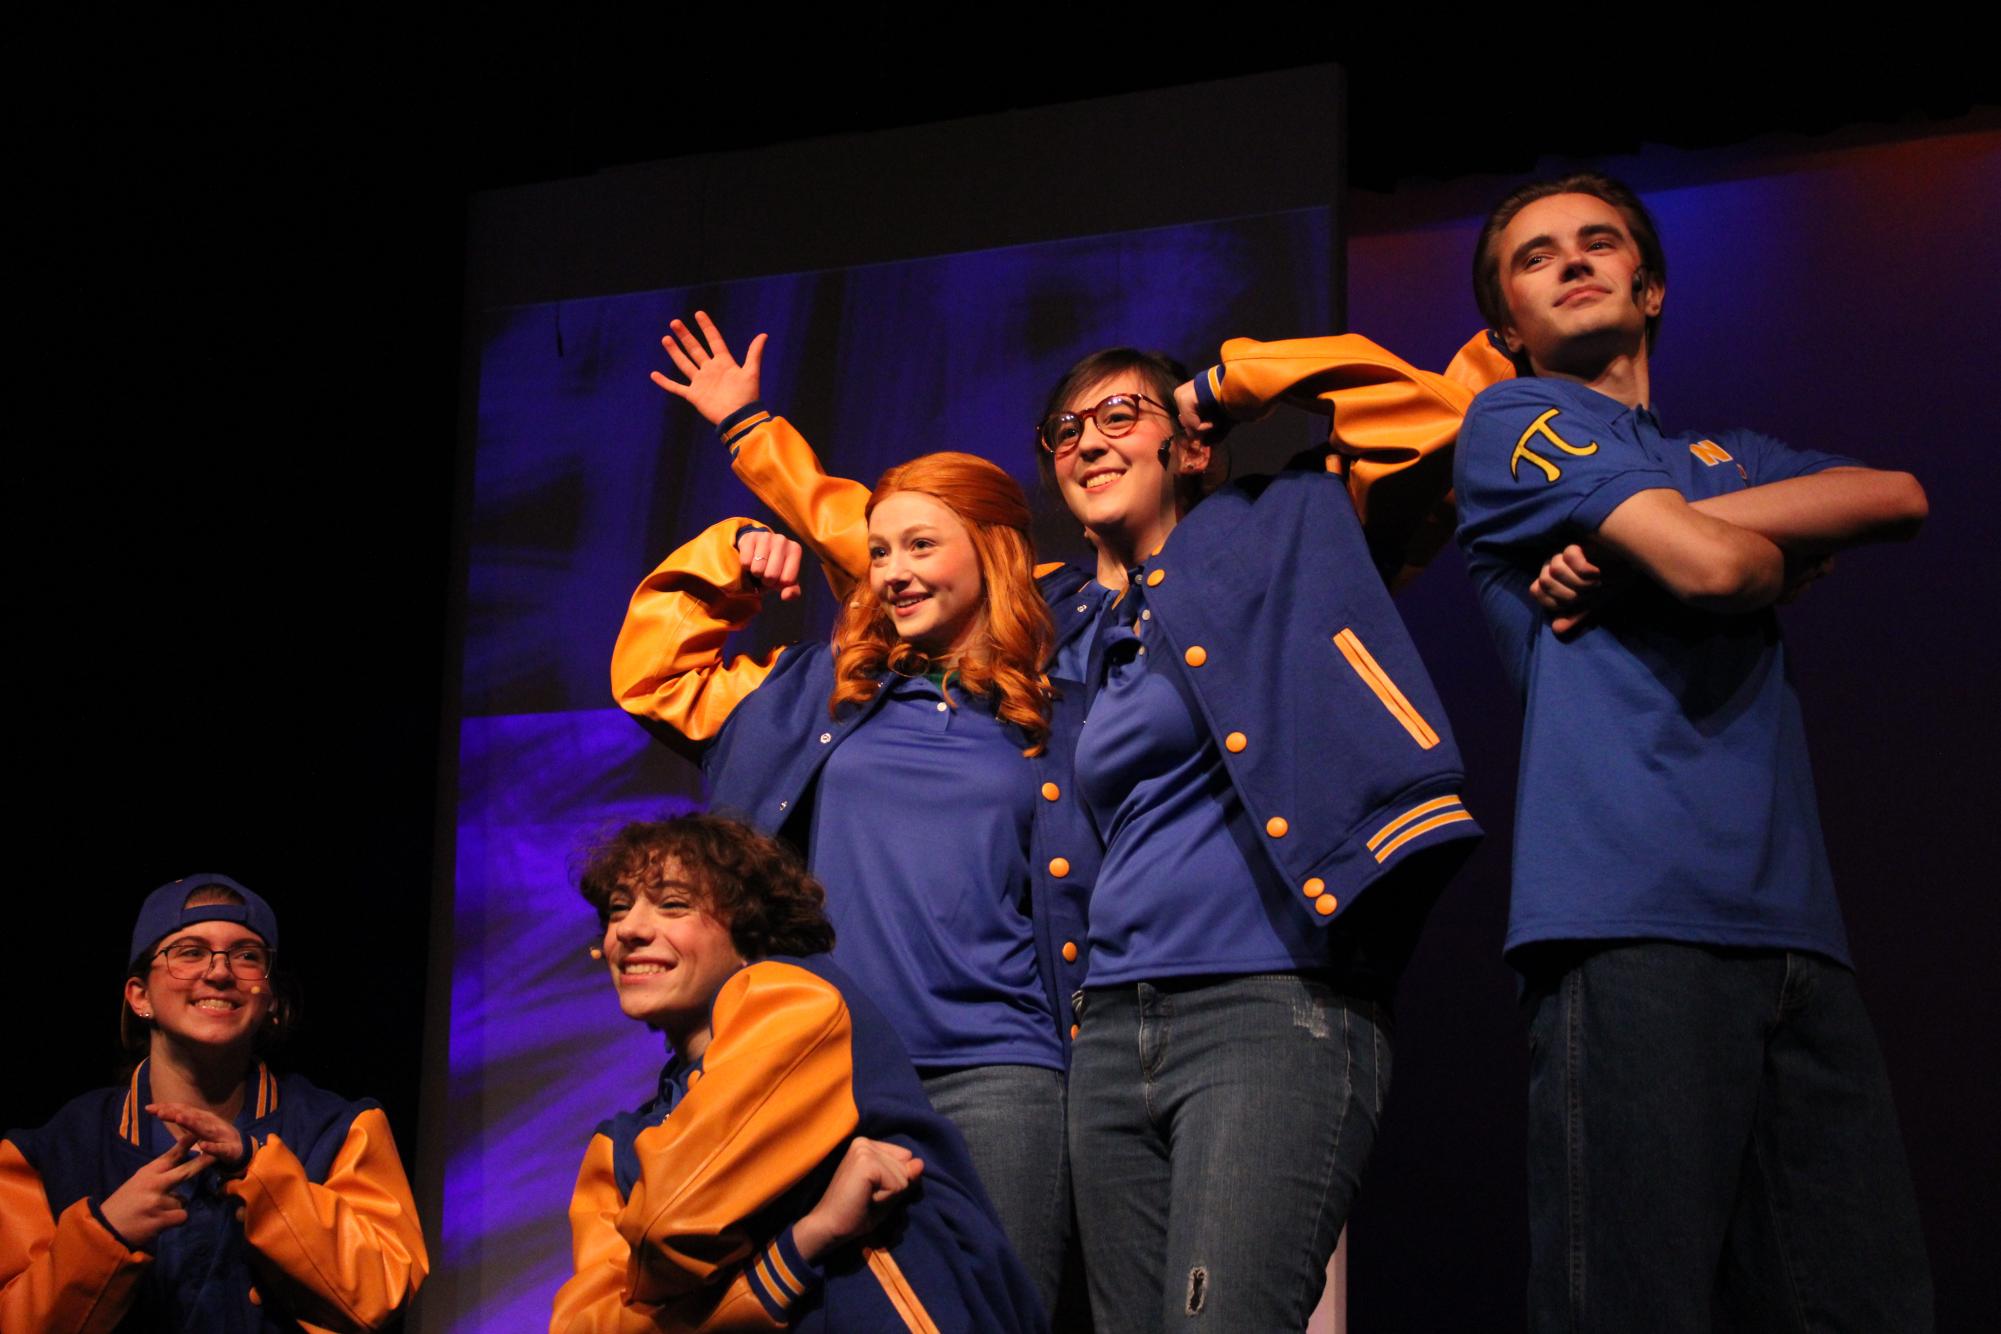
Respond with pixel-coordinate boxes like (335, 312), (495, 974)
(0, 873), (427, 1332)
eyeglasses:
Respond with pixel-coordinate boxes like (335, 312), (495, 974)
(1037, 393), (1167, 457)
(152, 940), (274, 980)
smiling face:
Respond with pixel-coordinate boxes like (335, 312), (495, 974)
(1050, 372), (1204, 565)
(126, 920), (273, 1059)
(1494, 192), (1664, 376)
(867, 490), (985, 657)
(601, 859), (744, 1052)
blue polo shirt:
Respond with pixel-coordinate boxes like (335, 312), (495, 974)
(1075, 582), (1332, 984)
(1043, 567), (1117, 687)
(807, 673), (1063, 1072)
(1455, 378), (1856, 965)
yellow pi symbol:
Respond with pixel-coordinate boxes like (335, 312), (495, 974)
(1510, 408), (1599, 482)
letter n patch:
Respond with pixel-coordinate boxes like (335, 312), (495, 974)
(1689, 440), (1734, 467)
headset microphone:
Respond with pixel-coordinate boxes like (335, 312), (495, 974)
(590, 947), (604, 960)
(249, 984), (262, 995)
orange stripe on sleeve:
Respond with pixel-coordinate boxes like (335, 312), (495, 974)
(721, 411), (774, 448)
(762, 1244), (804, 1300)
(1334, 629), (1441, 749)
(864, 1246), (944, 1334)
(1374, 810), (1477, 863)
(1367, 796), (1465, 852)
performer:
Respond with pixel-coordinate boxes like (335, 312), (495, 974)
(1, 873), (428, 1333)
(1453, 171), (1933, 1331)
(1034, 347), (1482, 1331)
(613, 371), (1096, 1311)
(550, 814), (1046, 1332)
(660, 315), (1489, 1329)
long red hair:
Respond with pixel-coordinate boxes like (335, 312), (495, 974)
(830, 452), (1054, 754)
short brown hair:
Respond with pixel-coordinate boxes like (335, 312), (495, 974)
(1034, 348), (1206, 510)
(578, 815), (836, 959)
(1473, 171), (1668, 370)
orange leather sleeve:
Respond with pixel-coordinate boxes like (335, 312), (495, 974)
(726, 415), (871, 597)
(0, 1139), (147, 1334)
(610, 518), (787, 759)
(622, 964), (859, 1308)
(1440, 329), (1519, 397)
(549, 1137), (783, 1333)
(1207, 330), (1515, 582)
(224, 1108), (427, 1332)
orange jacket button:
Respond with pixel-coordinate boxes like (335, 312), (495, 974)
(248, 1287), (262, 1307)
(1146, 568), (1165, 587)
(1266, 816), (1289, 838)
(1184, 645), (1207, 667)
(1315, 893), (1339, 916)
(1071, 1023), (1081, 1039)
(1302, 876), (1325, 899)
(1225, 731), (1247, 753)
(1041, 781), (1060, 801)
(1062, 941), (1079, 963)
(1048, 857), (1070, 878)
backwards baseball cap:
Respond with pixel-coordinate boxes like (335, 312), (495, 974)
(129, 873), (281, 967)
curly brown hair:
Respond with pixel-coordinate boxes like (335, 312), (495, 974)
(578, 815), (836, 959)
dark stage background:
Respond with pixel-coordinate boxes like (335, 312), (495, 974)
(12, 37), (1996, 1334)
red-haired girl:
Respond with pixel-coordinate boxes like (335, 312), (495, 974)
(613, 363), (1097, 1313)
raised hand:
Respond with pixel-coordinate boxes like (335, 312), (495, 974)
(98, 1132), (211, 1250)
(651, 311), (768, 427)
(737, 529), (805, 602)
(148, 1101), (247, 1174)
(1172, 378), (1229, 441)
(792, 1137), (926, 1261)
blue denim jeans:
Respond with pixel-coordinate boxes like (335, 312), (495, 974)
(1067, 974), (1389, 1333)
(1522, 942), (1933, 1333)
(920, 1063), (1069, 1316)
